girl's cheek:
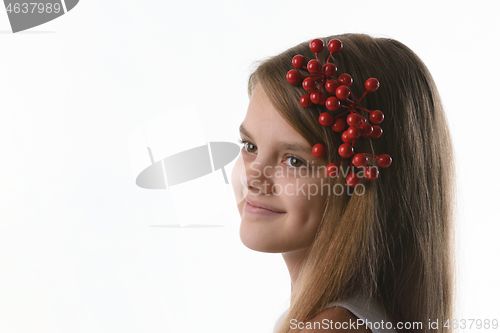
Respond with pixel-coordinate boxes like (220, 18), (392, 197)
(230, 154), (248, 207)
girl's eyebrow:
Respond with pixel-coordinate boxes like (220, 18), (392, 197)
(239, 124), (312, 155)
(239, 124), (253, 139)
(276, 141), (312, 155)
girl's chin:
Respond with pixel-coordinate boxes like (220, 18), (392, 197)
(239, 224), (279, 253)
(238, 222), (303, 254)
(240, 241), (284, 253)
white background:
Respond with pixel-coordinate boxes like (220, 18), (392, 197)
(0, 1), (499, 332)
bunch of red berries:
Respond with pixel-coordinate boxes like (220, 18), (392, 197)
(286, 38), (392, 187)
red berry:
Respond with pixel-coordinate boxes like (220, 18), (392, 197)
(371, 125), (383, 139)
(310, 39), (325, 53)
(347, 126), (361, 140)
(377, 154), (392, 168)
(365, 166), (379, 180)
(307, 59), (322, 74)
(325, 79), (339, 95)
(326, 163), (339, 177)
(319, 112), (334, 126)
(359, 123), (373, 137)
(346, 173), (361, 187)
(370, 110), (384, 124)
(365, 78), (379, 92)
(352, 153), (368, 168)
(312, 143), (326, 158)
(302, 77), (316, 92)
(347, 113), (362, 127)
(331, 118), (346, 132)
(292, 55), (307, 69)
(338, 73), (353, 87)
(325, 96), (340, 111)
(310, 90), (325, 104)
(338, 143), (354, 158)
(336, 85), (351, 100)
(300, 94), (313, 108)
(286, 70), (301, 86)
(341, 131), (353, 143)
(323, 63), (337, 77)
(328, 39), (343, 53)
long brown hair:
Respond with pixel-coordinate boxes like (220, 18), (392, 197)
(248, 33), (456, 333)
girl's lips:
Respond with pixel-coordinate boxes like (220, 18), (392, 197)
(244, 199), (286, 215)
(244, 196), (286, 213)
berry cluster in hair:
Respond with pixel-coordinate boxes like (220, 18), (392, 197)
(286, 38), (392, 187)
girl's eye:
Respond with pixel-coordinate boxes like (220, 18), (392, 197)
(286, 156), (306, 168)
(239, 139), (258, 153)
(238, 139), (308, 169)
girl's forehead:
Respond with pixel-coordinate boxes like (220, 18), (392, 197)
(244, 84), (305, 143)
(242, 112), (307, 148)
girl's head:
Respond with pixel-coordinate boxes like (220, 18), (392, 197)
(233, 80), (330, 254)
(232, 33), (456, 333)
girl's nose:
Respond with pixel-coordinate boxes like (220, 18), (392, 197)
(245, 157), (278, 196)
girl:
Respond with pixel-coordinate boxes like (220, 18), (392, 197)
(231, 33), (456, 333)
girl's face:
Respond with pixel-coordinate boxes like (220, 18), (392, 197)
(231, 82), (329, 253)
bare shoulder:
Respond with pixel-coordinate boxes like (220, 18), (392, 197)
(299, 306), (372, 333)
